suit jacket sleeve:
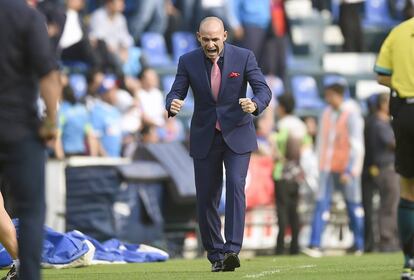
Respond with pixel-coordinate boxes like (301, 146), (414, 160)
(165, 56), (190, 117)
(245, 51), (271, 116)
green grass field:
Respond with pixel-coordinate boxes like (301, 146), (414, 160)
(1, 253), (402, 280)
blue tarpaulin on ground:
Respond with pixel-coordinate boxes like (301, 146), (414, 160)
(0, 220), (168, 268)
(68, 231), (168, 263)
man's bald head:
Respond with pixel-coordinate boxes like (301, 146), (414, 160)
(197, 17), (227, 60)
(199, 17), (225, 33)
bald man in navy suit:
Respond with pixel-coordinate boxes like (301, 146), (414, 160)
(166, 17), (271, 272)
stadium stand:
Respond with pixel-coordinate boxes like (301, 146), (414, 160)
(171, 31), (198, 63)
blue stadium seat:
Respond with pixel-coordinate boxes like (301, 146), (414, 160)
(161, 75), (194, 113)
(141, 32), (173, 67)
(363, 0), (400, 28)
(331, 0), (340, 22)
(171, 32), (198, 63)
(323, 74), (351, 99)
(291, 75), (324, 110)
(246, 76), (284, 102)
(392, 0), (406, 20)
(161, 74), (176, 94)
(266, 75), (284, 98)
(69, 73), (87, 101)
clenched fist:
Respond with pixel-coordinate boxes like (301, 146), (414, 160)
(170, 99), (185, 115)
(239, 98), (257, 114)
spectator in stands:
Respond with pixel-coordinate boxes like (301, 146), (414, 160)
(136, 68), (166, 128)
(264, 0), (288, 81)
(59, 0), (96, 65)
(115, 87), (143, 156)
(0, 192), (18, 280)
(263, 0), (289, 82)
(300, 116), (319, 194)
(271, 93), (307, 255)
(339, 0), (364, 52)
(54, 83), (98, 159)
(362, 93), (399, 253)
(85, 70), (105, 109)
(36, 0), (66, 53)
(0, 1), (61, 279)
(254, 112), (274, 157)
(303, 116), (318, 145)
(90, 74), (123, 157)
(89, 0), (134, 65)
(140, 123), (160, 144)
(375, 16), (414, 280)
(128, 0), (168, 43)
(231, 0), (271, 66)
(116, 89), (142, 135)
(195, 0), (239, 33)
(160, 116), (186, 143)
(231, 0), (286, 79)
(303, 83), (365, 257)
(174, 0), (198, 31)
(59, 0), (122, 74)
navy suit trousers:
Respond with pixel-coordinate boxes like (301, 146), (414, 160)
(193, 130), (250, 263)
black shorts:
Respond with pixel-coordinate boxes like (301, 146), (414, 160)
(390, 92), (414, 178)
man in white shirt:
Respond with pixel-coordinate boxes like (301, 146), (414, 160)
(89, 0), (134, 64)
(136, 68), (166, 127)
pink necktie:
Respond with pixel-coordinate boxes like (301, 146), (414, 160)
(211, 58), (221, 130)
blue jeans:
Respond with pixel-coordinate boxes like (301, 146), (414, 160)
(309, 171), (364, 250)
(128, 0), (167, 41)
(0, 136), (46, 280)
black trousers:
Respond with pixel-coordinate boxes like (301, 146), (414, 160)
(339, 2), (364, 52)
(274, 179), (300, 254)
(0, 136), (46, 280)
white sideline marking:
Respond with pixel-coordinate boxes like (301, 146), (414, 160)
(243, 264), (316, 278)
(298, 264), (317, 269)
(244, 270), (281, 278)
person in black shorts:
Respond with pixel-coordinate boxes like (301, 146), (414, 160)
(374, 17), (414, 280)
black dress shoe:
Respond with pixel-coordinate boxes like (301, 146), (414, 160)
(223, 252), (240, 272)
(211, 260), (223, 272)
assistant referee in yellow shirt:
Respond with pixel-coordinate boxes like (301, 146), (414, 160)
(375, 17), (414, 280)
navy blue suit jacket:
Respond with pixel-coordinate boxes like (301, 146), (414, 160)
(166, 43), (271, 159)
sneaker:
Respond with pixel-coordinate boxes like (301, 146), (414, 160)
(353, 250), (363, 256)
(346, 246), (363, 256)
(401, 267), (411, 280)
(302, 247), (323, 258)
(1, 264), (18, 280)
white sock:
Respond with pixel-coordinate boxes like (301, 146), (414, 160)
(12, 259), (19, 269)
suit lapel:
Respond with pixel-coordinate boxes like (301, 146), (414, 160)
(196, 48), (215, 102)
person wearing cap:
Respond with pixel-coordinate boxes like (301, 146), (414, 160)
(0, 1), (61, 279)
(303, 82), (365, 258)
(90, 74), (123, 157)
(54, 74), (98, 159)
(374, 17), (414, 280)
